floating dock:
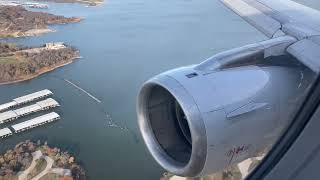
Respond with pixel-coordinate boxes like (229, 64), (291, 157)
(13, 89), (53, 105)
(0, 128), (13, 139)
(0, 89), (53, 112)
(12, 112), (60, 133)
(0, 102), (18, 113)
(0, 98), (59, 124)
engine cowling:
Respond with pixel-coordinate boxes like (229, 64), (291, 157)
(137, 37), (313, 177)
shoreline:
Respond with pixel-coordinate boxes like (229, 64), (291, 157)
(0, 28), (55, 38)
(12, 28), (56, 38)
(0, 5), (83, 38)
(77, 0), (104, 6)
(0, 18), (83, 38)
(0, 56), (81, 85)
(35, 0), (104, 6)
(0, 140), (87, 179)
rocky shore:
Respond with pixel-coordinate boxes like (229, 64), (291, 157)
(0, 42), (80, 84)
(0, 140), (86, 180)
(0, 5), (82, 38)
(33, 0), (103, 6)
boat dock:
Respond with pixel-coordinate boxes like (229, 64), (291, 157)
(0, 89), (53, 112)
(0, 128), (13, 139)
(0, 98), (60, 124)
(12, 112), (60, 133)
(0, 89), (61, 139)
(0, 102), (18, 113)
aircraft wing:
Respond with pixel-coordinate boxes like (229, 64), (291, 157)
(220, 0), (320, 73)
(220, 0), (320, 39)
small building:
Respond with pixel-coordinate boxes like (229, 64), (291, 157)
(0, 128), (13, 139)
(12, 112), (60, 133)
(45, 42), (65, 50)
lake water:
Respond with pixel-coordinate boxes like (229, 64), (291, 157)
(0, 0), (318, 179)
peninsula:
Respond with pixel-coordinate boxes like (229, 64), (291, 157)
(0, 140), (86, 180)
(0, 5), (82, 38)
(0, 42), (80, 84)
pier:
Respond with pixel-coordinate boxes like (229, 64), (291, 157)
(0, 89), (62, 139)
(0, 128), (13, 139)
(0, 102), (17, 113)
(13, 89), (53, 105)
(0, 89), (53, 112)
(0, 98), (59, 124)
(12, 112), (60, 133)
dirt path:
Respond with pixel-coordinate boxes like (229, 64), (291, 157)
(17, 150), (72, 180)
(31, 156), (54, 180)
(18, 150), (42, 180)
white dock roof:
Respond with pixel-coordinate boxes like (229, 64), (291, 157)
(0, 128), (12, 137)
(13, 89), (53, 104)
(36, 98), (59, 108)
(14, 104), (41, 116)
(0, 102), (17, 112)
(0, 111), (17, 124)
(12, 112), (60, 131)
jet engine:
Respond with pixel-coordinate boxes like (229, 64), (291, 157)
(137, 36), (313, 177)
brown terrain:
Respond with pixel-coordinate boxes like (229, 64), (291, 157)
(0, 140), (86, 180)
(0, 5), (82, 38)
(33, 0), (103, 6)
(0, 42), (80, 84)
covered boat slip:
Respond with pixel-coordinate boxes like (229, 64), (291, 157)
(0, 98), (60, 124)
(13, 89), (53, 104)
(0, 89), (53, 112)
(0, 128), (13, 138)
(0, 102), (17, 112)
(12, 112), (60, 133)
(0, 90), (61, 139)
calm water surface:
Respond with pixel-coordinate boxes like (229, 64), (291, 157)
(5, 0), (318, 179)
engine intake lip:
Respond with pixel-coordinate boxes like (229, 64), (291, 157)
(137, 74), (207, 177)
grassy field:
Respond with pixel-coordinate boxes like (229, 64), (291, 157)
(0, 56), (21, 65)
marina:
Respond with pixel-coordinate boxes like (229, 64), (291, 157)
(0, 98), (60, 124)
(0, 89), (53, 112)
(11, 112), (60, 133)
(0, 128), (13, 139)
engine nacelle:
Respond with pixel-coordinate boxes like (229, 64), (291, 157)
(137, 37), (313, 177)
